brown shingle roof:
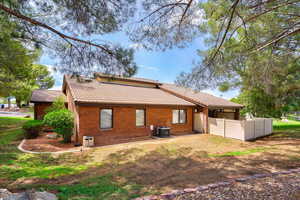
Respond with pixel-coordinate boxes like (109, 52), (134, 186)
(30, 90), (66, 103)
(160, 83), (243, 108)
(65, 76), (194, 106)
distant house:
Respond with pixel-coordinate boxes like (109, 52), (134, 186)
(31, 73), (243, 146)
(30, 90), (67, 120)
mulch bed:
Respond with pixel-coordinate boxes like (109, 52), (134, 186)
(22, 132), (77, 152)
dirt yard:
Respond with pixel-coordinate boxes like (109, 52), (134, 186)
(16, 134), (300, 194)
(86, 134), (300, 191)
(22, 132), (79, 152)
(1, 116), (300, 199)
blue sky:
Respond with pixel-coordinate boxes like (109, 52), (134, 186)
(38, 31), (239, 99)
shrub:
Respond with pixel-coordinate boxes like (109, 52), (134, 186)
(43, 109), (74, 143)
(45, 96), (66, 113)
(23, 120), (43, 139)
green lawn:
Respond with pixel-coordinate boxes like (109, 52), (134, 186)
(0, 116), (149, 200)
(273, 119), (300, 130)
(0, 117), (88, 178)
(1, 116), (300, 200)
(272, 119), (300, 139)
(208, 147), (271, 157)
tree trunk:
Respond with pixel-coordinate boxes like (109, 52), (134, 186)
(7, 97), (11, 109)
(16, 98), (21, 108)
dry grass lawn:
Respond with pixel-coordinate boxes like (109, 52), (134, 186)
(1, 117), (300, 199)
(22, 133), (300, 195)
(85, 134), (300, 191)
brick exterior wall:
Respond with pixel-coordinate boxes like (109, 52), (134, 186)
(77, 105), (194, 146)
(34, 102), (68, 120)
(34, 103), (52, 120)
(65, 87), (80, 142)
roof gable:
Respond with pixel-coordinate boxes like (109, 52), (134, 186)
(30, 90), (66, 103)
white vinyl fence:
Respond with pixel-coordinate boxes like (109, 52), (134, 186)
(208, 118), (273, 141)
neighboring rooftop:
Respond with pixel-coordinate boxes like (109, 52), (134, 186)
(160, 83), (243, 108)
(94, 72), (160, 85)
(30, 90), (66, 103)
(64, 76), (194, 106)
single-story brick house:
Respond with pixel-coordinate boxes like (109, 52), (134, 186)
(31, 73), (243, 146)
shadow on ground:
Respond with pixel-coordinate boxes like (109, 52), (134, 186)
(10, 139), (300, 195)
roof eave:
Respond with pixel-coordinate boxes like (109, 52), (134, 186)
(30, 101), (53, 103)
(208, 105), (244, 109)
(74, 100), (195, 107)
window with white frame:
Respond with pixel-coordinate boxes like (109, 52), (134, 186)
(136, 109), (145, 126)
(100, 109), (113, 129)
(172, 109), (186, 124)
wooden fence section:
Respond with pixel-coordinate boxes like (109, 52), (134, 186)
(208, 118), (273, 141)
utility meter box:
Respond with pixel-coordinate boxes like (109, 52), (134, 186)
(83, 136), (94, 147)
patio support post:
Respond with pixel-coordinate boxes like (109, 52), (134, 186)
(34, 105), (37, 120)
(203, 107), (209, 133)
(234, 109), (240, 120)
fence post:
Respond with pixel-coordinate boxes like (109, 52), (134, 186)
(253, 119), (256, 139)
(223, 119), (226, 137)
(263, 118), (266, 135)
(271, 119), (273, 133)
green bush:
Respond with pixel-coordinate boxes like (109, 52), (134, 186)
(22, 120), (43, 139)
(45, 96), (66, 113)
(43, 109), (74, 143)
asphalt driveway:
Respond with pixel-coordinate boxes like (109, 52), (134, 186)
(0, 111), (31, 118)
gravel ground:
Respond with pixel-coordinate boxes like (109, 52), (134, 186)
(175, 173), (300, 200)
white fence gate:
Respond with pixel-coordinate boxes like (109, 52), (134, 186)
(208, 118), (273, 141)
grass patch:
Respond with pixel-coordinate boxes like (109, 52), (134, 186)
(155, 145), (192, 157)
(39, 175), (147, 200)
(1, 116), (300, 199)
(273, 119), (300, 130)
(271, 119), (300, 138)
(0, 116), (31, 145)
(0, 164), (88, 180)
(0, 127), (24, 145)
(208, 147), (269, 157)
(0, 116), (89, 180)
(0, 116), (146, 199)
(271, 129), (300, 139)
(0, 117), (29, 165)
(208, 135), (234, 144)
(288, 155), (300, 161)
(0, 116), (31, 129)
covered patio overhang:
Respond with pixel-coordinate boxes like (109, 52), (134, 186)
(193, 105), (242, 134)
